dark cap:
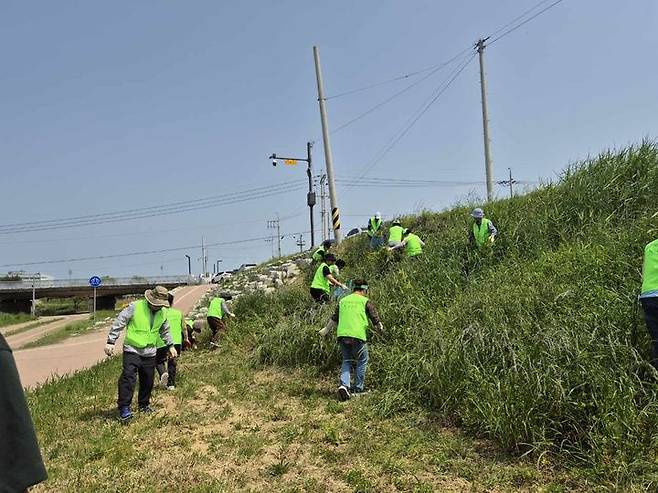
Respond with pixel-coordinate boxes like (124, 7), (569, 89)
(325, 253), (336, 262)
(353, 279), (369, 291)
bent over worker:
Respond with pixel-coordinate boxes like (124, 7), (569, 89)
(387, 219), (406, 248)
(310, 253), (347, 303)
(469, 208), (497, 247)
(319, 279), (382, 401)
(312, 239), (333, 262)
(207, 294), (235, 346)
(389, 228), (425, 257)
(105, 285), (177, 421)
(156, 293), (187, 390)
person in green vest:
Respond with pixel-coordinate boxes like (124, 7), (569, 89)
(310, 253), (347, 302)
(367, 212), (384, 249)
(312, 239), (334, 262)
(389, 228), (425, 257)
(206, 294), (235, 346)
(155, 293), (188, 390)
(319, 279), (382, 401)
(387, 219), (407, 248)
(469, 208), (497, 247)
(105, 285), (176, 422)
(183, 318), (199, 350)
(641, 239), (658, 369)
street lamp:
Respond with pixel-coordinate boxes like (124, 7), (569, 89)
(269, 142), (316, 247)
(216, 259), (223, 274)
(184, 255), (191, 276)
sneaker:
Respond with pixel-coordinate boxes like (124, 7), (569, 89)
(159, 372), (169, 389)
(337, 385), (350, 402)
(119, 406), (133, 422)
(138, 405), (155, 414)
(209, 341), (220, 348)
(167, 385), (176, 391)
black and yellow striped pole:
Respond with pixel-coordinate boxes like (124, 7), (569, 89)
(313, 46), (343, 244)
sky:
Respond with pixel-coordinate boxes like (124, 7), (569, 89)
(1, 0), (657, 279)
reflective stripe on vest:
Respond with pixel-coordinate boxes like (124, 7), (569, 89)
(125, 299), (167, 349)
(405, 234), (423, 256)
(157, 308), (183, 347)
(389, 225), (404, 244)
(473, 218), (491, 247)
(336, 293), (369, 341)
(642, 239), (658, 295)
(311, 263), (331, 293)
(208, 298), (224, 319)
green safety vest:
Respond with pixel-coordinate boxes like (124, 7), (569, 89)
(642, 239), (658, 295)
(336, 293), (370, 342)
(312, 247), (325, 262)
(311, 263), (331, 294)
(473, 218), (492, 247)
(330, 264), (339, 277)
(157, 308), (183, 348)
(125, 299), (167, 349)
(185, 318), (194, 328)
(208, 298), (225, 319)
(367, 217), (383, 237)
(389, 225), (404, 244)
(405, 234), (423, 257)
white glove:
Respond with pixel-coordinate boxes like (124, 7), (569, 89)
(168, 346), (178, 359)
(378, 322), (384, 332)
(229, 313), (236, 318)
(104, 343), (114, 356)
(318, 326), (330, 337)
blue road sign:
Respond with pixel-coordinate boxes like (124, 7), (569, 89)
(89, 276), (102, 288)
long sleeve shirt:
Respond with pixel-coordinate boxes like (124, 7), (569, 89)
(390, 236), (426, 251)
(221, 299), (234, 317)
(468, 220), (498, 244)
(331, 300), (381, 327)
(107, 302), (172, 357)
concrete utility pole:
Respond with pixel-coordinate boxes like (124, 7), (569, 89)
(267, 216), (281, 257)
(320, 174), (327, 242)
(498, 167), (517, 199)
(313, 46), (342, 244)
(296, 234), (305, 253)
(476, 38), (494, 202)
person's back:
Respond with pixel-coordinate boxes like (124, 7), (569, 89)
(405, 233), (423, 257)
(388, 223), (404, 247)
(0, 333), (48, 492)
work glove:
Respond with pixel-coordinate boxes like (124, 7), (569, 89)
(318, 326), (330, 337)
(168, 346), (178, 359)
(104, 343), (114, 356)
(378, 322), (384, 332)
(229, 313), (236, 318)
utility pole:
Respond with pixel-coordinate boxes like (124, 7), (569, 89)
(269, 142), (316, 247)
(267, 216), (281, 258)
(319, 174), (328, 241)
(201, 236), (208, 277)
(476, 38), (494, 202)
(31, 276), (36, 317)
(497, 168), (517, 199)
(313, 46), (342, 244)
(296, 234), (305, 253)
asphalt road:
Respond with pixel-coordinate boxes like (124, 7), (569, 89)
(13, 284), (211, 388)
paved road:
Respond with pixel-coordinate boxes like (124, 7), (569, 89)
(13, 284), (211, 388)
(5, 313), (89, 349)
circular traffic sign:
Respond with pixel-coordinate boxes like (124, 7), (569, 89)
(89, 276), (102, 288)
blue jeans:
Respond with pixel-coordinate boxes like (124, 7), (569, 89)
(338, 338), (369, 392)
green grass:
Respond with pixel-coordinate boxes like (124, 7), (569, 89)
(240, 141), (658, 489)
(22, 310), (115, 348)
(29, 337), (581, 492)
(0, 311), (35, 327)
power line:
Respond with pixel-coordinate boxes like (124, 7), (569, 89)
(488, 0), (567, 46)
(0, 182), (306, 235)
(486, 0), (556, 40)
(323, 47), (473, 101)
(354, 53), (477, 180)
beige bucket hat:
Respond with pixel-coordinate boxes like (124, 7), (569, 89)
(145, 285), (170, 308)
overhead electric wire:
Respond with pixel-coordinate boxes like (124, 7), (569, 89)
(323, 46), (473, 101)
(354, 53), (477, 180)
(488, 0), (567, 46)
(0, 182), (306, 235)
(330, 50), (474, 136)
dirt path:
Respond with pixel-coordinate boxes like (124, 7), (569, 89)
(14, 284), (211, 388)
(5, 314), (88, 349)
(0, 316), (64, 336)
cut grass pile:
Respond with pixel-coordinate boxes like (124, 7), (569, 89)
(243, 142), (658, 489)
(22, 310), (115, 349)
(29, 339), (584, 492)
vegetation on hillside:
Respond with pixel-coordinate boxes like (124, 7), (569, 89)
(241, 142), (658, 489)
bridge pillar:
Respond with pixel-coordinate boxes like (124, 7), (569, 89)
(0, 298), (32, 314)
(89, 296), (117, 312)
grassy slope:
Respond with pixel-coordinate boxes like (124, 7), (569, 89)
(249, 142), (658, 489)
(0, 311), (35, 327)
(30, 338), (583, 492)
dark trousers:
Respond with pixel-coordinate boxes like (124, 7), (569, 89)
(310, 288), (329, 303)
(118, 351), (156, 409)
(207, 317), (226, 341)
(642, 297), (658, 368)
(156, 344), (182, 386)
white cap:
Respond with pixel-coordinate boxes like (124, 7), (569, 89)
(471, 208), (484, 219)
(375, 211), (382, 219)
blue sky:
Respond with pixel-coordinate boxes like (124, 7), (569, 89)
(1, 1), (657, 278)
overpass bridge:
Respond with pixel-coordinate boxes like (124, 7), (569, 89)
(0, 275), (195, 313)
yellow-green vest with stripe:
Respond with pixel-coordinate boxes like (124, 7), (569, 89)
(337, 293), (370, 342)
(125, 299), (167, 349)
